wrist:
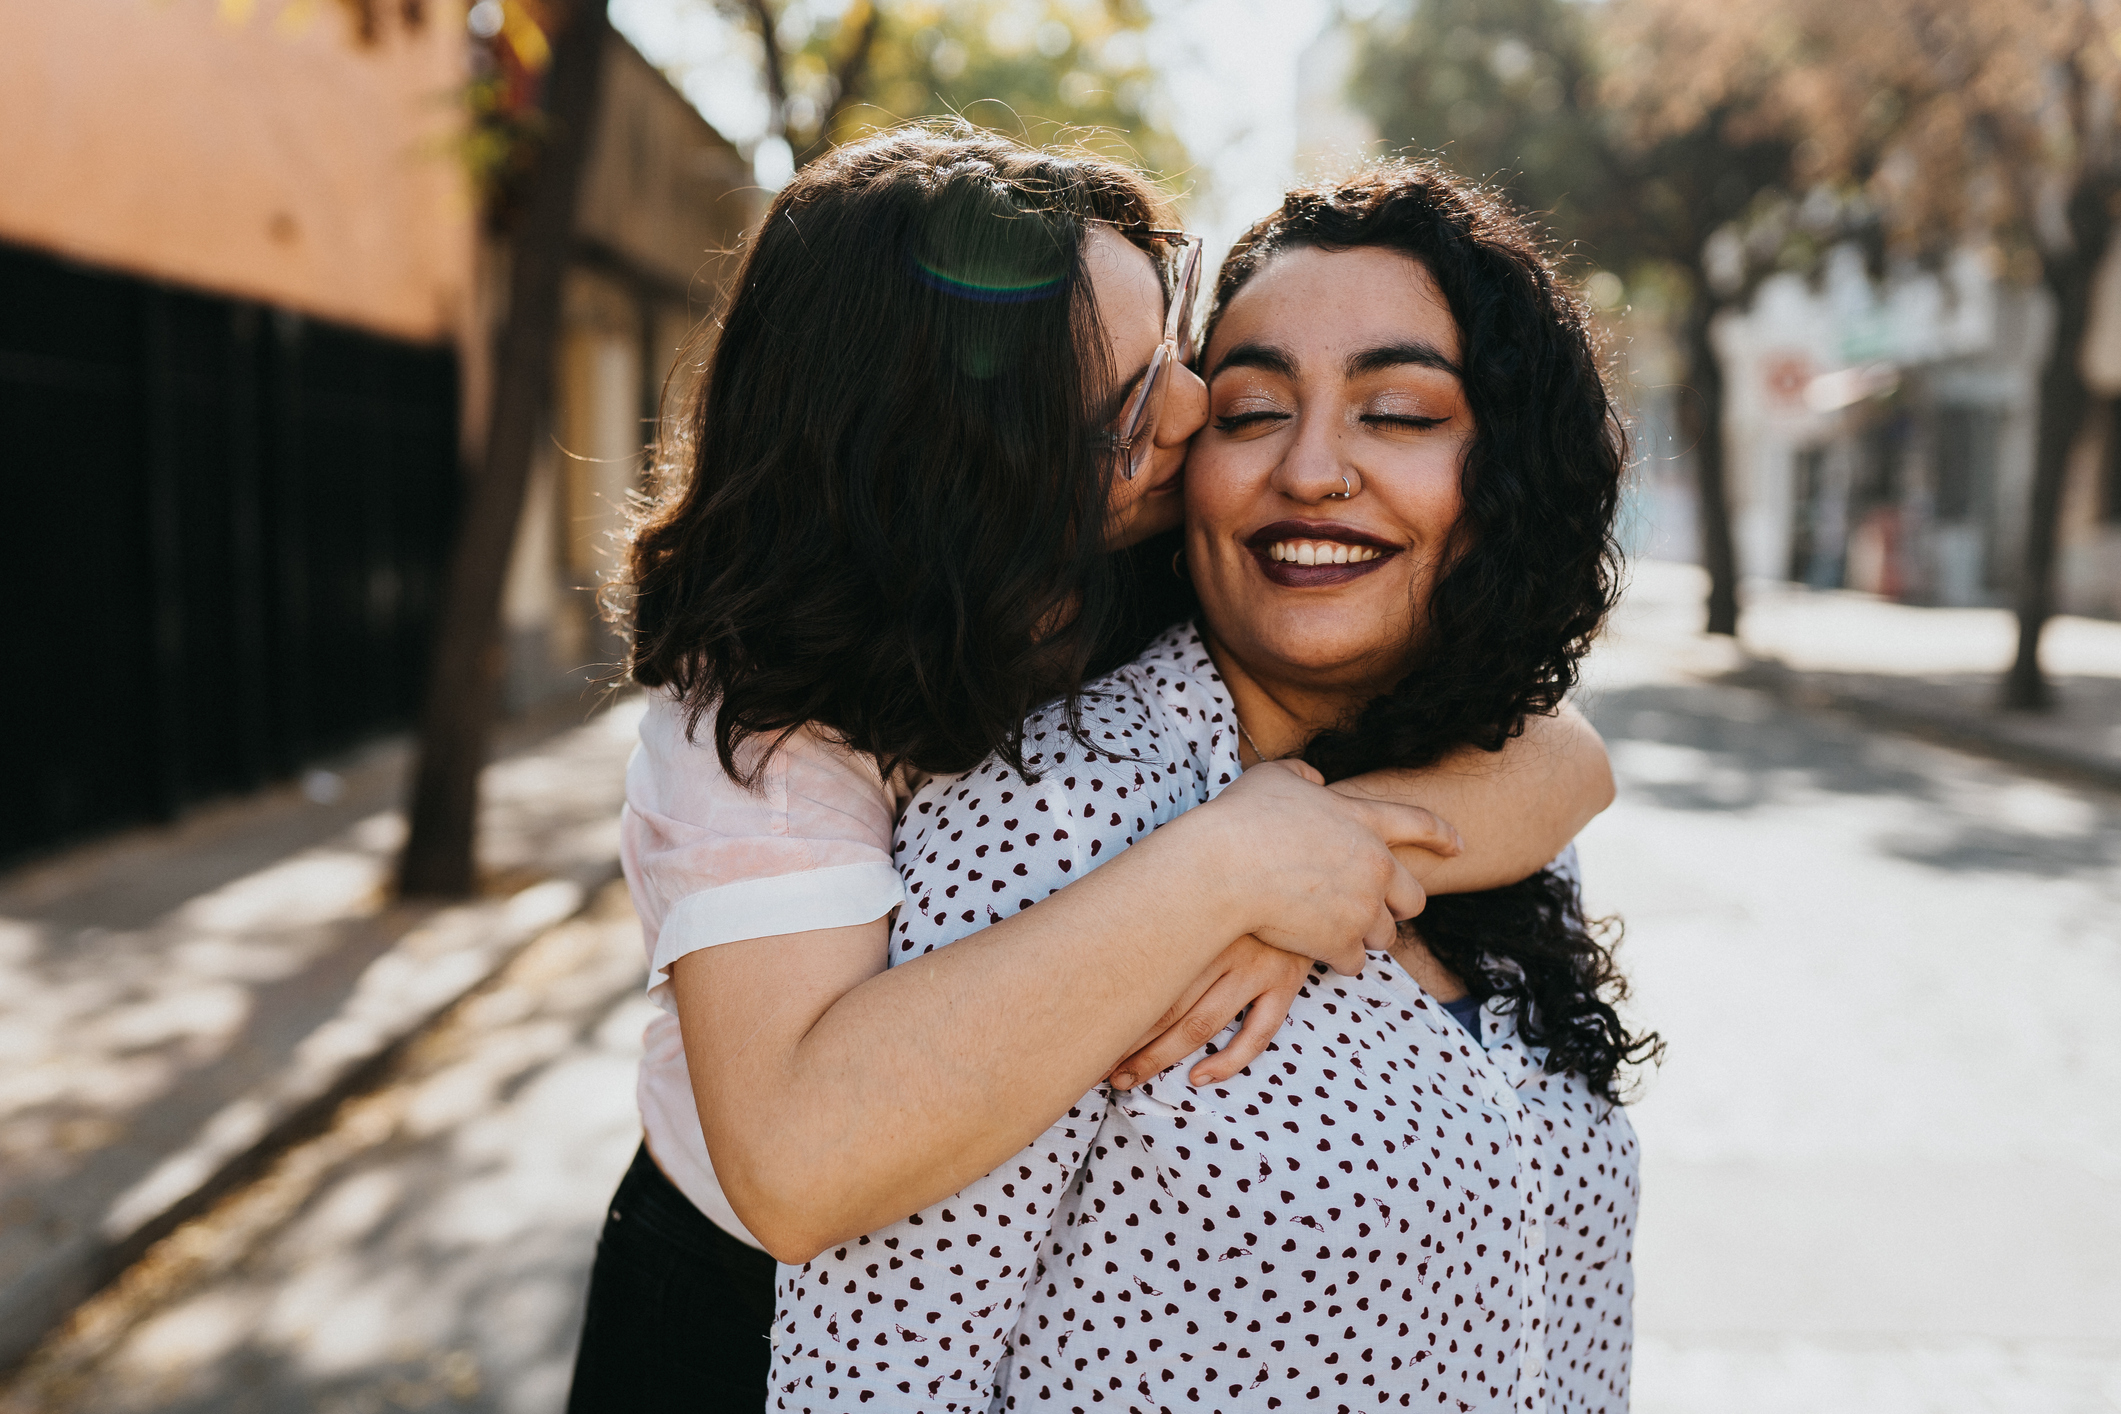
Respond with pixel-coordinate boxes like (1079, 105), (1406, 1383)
(1156, 796), (1269, 937)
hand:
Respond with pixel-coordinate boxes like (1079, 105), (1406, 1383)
(1329, 773), (1467, 877)
(1106, 934), (1313, 1091)
(1327, 706), (1614, 894)
(1197, 759), (1460, 974)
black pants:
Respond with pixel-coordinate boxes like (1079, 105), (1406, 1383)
(567, 1143), (777, 1413)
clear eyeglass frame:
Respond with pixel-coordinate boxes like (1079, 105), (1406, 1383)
(1101, 229), (1204, 481)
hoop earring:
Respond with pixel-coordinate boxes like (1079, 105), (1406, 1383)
(1171, 549), (1187, 579)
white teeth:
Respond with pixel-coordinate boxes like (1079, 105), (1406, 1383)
(1265, 539), (1385, 565)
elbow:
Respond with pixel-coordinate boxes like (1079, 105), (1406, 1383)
(749, 1218), (833, 1268)
(723, 1189), (832, 1265)
(716, 1163), (843, 1265)
(1588, 750), (1617, 820)
(1559, 706), (1616, 831)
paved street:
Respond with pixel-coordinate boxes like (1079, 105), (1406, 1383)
(1580, 566), (2121, 1412)
(4, 564), (2119, 1413)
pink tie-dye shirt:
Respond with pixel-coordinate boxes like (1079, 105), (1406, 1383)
(620, 694), (909, 1248)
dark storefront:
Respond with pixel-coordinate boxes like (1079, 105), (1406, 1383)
(1, 242), (459, 861)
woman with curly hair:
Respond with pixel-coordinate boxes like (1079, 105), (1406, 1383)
(770, 158), (1656, 1412)
(569, 131), (1616, 1413)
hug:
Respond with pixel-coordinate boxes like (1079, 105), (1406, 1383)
(567, 125), (1657, 1414)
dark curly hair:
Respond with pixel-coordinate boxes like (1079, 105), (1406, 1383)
(625, 127), (1172, 783)
(1202, 160), (1660, 1101)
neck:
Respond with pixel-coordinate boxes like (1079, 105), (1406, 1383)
(1201, 624), (1368, 765)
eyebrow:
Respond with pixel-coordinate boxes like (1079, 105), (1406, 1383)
(1210, 341), (1297, 381)
(1211, 339), (1462, 383)
(1346, 341), (1462, 379)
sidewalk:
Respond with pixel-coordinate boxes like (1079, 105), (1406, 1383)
(0, 881), (654, 1414)
(0, 699), (643, 1372)
(1596, 561), (2121, 785)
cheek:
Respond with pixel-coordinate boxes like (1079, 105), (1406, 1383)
(1389, 447), (1469, 546)
(1182, 428), (1283, 523)
(1180, 439), (1244, 529)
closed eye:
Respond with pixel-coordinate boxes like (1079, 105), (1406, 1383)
(1361, 413), (1448, 430)
(1213, 410), (1291, 433)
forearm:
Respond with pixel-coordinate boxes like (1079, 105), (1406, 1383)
(680, 809), (1257, 1261)
(1337, 702), (1613, 893)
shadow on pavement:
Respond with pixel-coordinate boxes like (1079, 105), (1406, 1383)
(1585, 682), (2121, 880)
(0, 885), (654, 1414)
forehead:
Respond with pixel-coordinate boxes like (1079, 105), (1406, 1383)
(1213, 245), (1459, 368)
(1083, 226), (1163, 324)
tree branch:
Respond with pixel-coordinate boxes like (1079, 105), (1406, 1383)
(802, 0), (881, 165)
(743, 0), (789, 138)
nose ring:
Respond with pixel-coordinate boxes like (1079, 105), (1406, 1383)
(1326, 474), (1354, 501)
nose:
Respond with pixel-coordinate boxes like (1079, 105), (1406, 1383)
(1154, 361), (1208, 447)
(1269, 403), (1352, 504)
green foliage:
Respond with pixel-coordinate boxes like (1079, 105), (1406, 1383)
(1345, 0), (1789, 307)
(785, 0), (1187, 184)
(462, 67), (550, 230)
(1349, 0), (1606, 246)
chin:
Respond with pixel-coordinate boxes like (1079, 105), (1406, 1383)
(1252, 627), (1395, 681)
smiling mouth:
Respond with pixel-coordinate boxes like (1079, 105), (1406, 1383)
(1245, 520), (1401, 587)
(1265, 539), (1385, 565)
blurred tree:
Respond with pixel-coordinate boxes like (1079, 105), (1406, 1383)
(723, 0), (1186, 180)
(1609, 0), (2121, 707)
(1346, 0), (1792, 636)
(401, 0), (614, 896)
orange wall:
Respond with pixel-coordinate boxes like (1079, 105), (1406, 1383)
(0, 0), (474, 343)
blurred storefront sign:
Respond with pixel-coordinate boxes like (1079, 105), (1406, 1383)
(1803, 362), (1900, 415)
(1761, 352), (1815, 411)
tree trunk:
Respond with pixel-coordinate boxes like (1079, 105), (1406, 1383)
(1680, 296), (1742, 635)
(2005, 187), (2107, 712)
(397, 0), (612, 897)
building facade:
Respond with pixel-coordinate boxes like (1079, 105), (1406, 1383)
(0, 1), (756, 861)
(1704, 241), (2121, 618)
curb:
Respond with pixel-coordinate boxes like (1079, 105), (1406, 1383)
(0, 857), (620, 1376)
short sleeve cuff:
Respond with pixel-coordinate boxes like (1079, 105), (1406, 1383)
(647, 860), (907, 1005)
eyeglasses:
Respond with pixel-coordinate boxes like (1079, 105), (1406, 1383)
(1102, 229), (1203, 480)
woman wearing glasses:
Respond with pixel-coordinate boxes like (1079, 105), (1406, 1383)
(565, 130), (1614, 1413)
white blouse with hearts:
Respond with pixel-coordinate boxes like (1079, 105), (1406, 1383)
(766, 623), (1638, 1413)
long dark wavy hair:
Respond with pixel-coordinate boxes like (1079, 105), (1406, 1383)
(625, 127), (1171, 783)
(1201, 160), (1661, 1101)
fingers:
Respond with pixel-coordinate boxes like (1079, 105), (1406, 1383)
(1111, 976), (1245, 1090)
(1188, 979), (1298, 1086)
(1322, 934), (1368, 975)
(1361, 902), (1403, 955)
(1349, 798), (1463, 856)
(1382, 856), (1428, 923)
(1108, 971), (1218, 1086)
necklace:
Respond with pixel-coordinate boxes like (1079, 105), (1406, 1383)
(1232, 711), (1268, 765)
